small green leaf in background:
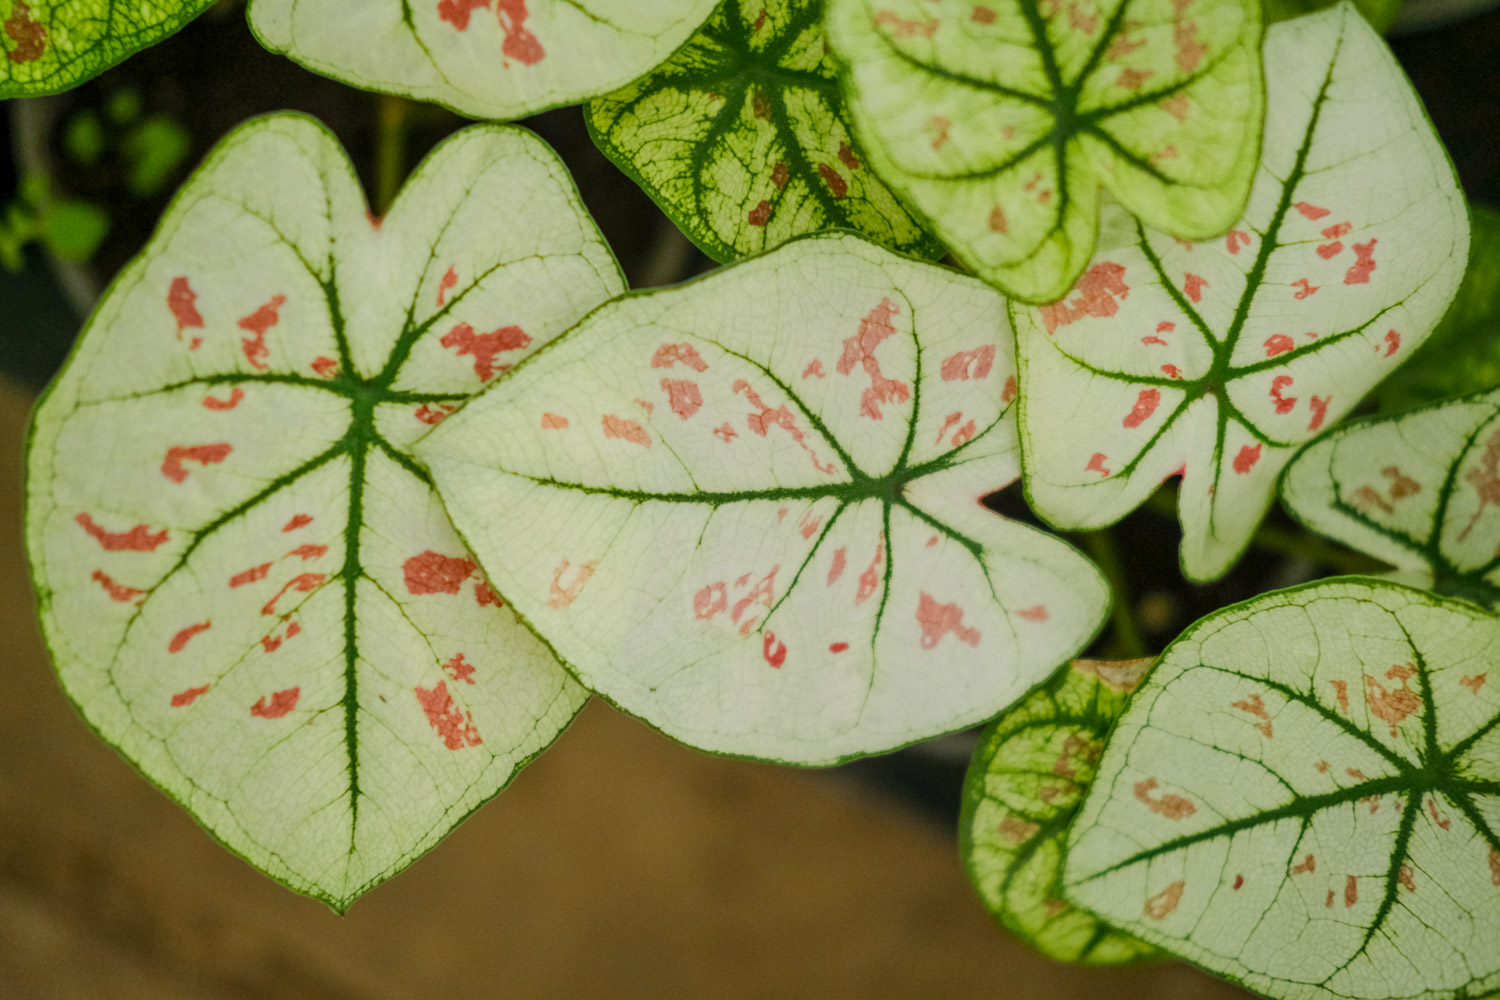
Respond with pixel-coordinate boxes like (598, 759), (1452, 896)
(63, 109), (106, 167)
(246, 0), (723, 122)
(962, 657), (1161, 965)
(39, 197), (108, 260)
(1282, 387), (1500, 607)
(1012, 5), (1467, 582)
(0, 0), (216, 98)
(1375, 205), (1500, 415)
(417, 231), (1110, 766)
(26, 114), (625, 909)
(1265, 0), (1401, 31)
(122, 116), (193, 198)
(825, 0), (1263, 303)
(586, 0), (940, 263)
(1064, 578), (1500, 1000)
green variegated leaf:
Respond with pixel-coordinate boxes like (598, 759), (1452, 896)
(824, 0), (1263, 303)
(1282, 388), (1500, 607)
(1013, 5), (1467, 583)
(417, 232), (1109, 765)
(246, 0), (721, 121)
(1376, 206), (1500, 415)
(0, 0), (213, 97)
(585, 0), (939, 262)
(25, 114), (625, 909)
(1063, 578), (1500, 1000)
(961, 657), (1161, 964)
(1265, 0), (1401, 32)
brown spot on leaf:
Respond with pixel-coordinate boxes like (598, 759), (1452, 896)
(997, 816), (1040, 844)
(1134, 778), (1195, 819)
(4, 1), (45, 63)
(1144, 881), (1184, 920)
(1291, 854), (1315, 875)
(1365, 662), (1420, 737)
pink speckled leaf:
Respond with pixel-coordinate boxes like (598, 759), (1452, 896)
(1013, 6), (1467, 582)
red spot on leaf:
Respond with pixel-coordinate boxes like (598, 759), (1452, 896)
(800, 515), (823, 540)
(1461, 673), (1487, 694)
(1039, 263), (1129, 334)
(1001, 375), (1018, 402)
(856, 540), (884, 605)
(168, 277), (203, 333)
(1265, 334), (1294, 357)
(441, 322), (531, 381)
(1134, 778), (1196, 818)
(287, 544), (327, 561)
(1232, 875), (1244, 889)
(283, 514), (313, 532)
(1322, 221), (1352, 239)
(802, 359), (825, 379)
(694, 582), (728, 619)
(230, 563), (272, 588)
(940, 346), (995, 382)
(1270, 375), (1296, 414)
(1017, 605), (1048, 621)
(416, 681), (483, 748)
(652, 343), (708, 372)
(1345, 875), (1358, 908)
(661, 378), (703, 420)
(444, 653), (477, 685)
(1226, 230), (1250, 254)
(1123, 388), (1160, 429)
(1294, 202), (1331, 220)
(1141, 335), (1168, 346)
(1308, 395), (1330, 432)
(1232, 444), (1261, 474)
(1293, 279), (1318, 299)
(1086, 453), (1111, 477)
(1183, 273), (1206, 303)
(1317, 241), (1344, 259)
(436, 266), (458, 306)
(437, 0), (488, 29)
(161, 443), (232, 483)
(748, 200), (772, 226)
(260, 573), (324, 616)
(837, 298), (911, 419)
(237, 295), (286, 370)
(170, 685), (209, 708)
(311, 357), (339, 379)
(169, 622), (211, 653)
(1365, 662), (1421, 737)
(1383, 329), (1401, 357)
(475, 581), (503, 608)
(75, 513), (168, 552)
(734, 380), (835, 473)
(404, 551), (476, 595)
(602, 414), (651, 447)
(827, 547), (847, 586)
(838, 143), (861, 171)
(917, 592), (981, 649)
(496, 0), (544, 64)
(1344, 239), (1377, 284)
(1291, 854), (1316, 874)
(541, 412), (569, 429)
(203, 387), (244, 411)
(415, 403), (457, 424)
(762, 632), (788, 668)
(1161, 364), (1182, 379)
(770, 161), (789, 189)
(549, 559), (598, 608)
(713, 423), (738, 442)
(4, 1), (46, 63)
(91, 570), (144, 603)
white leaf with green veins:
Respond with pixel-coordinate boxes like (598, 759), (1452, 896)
(0, 0), (215, 97)
(417, 232), (1110, 765)
(824, 0), (1263, 304)
(1012, 4), (1468, 583)
(246, 0), (721, 122)
(962, 657), (1161, 965)
(1063, 578), (1500, 1000)
(1283, 388), (1500, 608)
(25, 114), (625, 909)
(585, 0), (939, 262)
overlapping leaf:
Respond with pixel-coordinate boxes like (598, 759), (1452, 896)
(1282, 388), (1500, 607)
(1265, 0), (1400, 32)
(25, 115), (625, 909)
(585, 0), (938, 262)
(1063, 578), (1500, 1000)
(1012, 5), (1468, 582)
(0, 0), (214, 97)
(417, 232), (1109, 765)
(246, 0), (721, 121)
(1375, 206), (1500, 415)
(824, 0), (1262, 303)
(961, 657), (1160, 964)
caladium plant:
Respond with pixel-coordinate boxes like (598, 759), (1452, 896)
(1282, 388), (1500, 607)
(0, 0), (215, 96)
(246, 0), (722, 121)
(1012, 4), (1468, 582)
(416, 232), (1110, 765)
(1063, 578), (1500, 1000)
(961, 656), (1160, 964)
(23, 114), (625, 909)
(585, 0), (938, 262)
(824, 0), (1264, 303)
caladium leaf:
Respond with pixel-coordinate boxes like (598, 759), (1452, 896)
(24, 114), (625, 909)
(1282, 388), (1500, 607)
(246, 0), (721, 122)
(823, 0), (1263, 304)
(1375, 206), (1500, 415)
(1012, 5), (1468, 582)
(0, 0), (214, 97)
(961, 657), (1161, 964)
(417, 232), (1109, 765)
(1063, 578), (1500, 1000)
(584, 0), (939, 263)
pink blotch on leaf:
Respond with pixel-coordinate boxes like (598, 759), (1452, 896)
(661, 378), (703, 420)
(230, 563), (271, 588)
(1383, 330), (1401, 357)
(916, 592), (981, 650)
(444, 653), (477, 685)
(287, 544), (327, 561)
(802, 359), (825, 379)
(1344, 239), (1377, 284)
(1294, 202), (1331, 220)
(91, 570), (144, 603)
(1318, 242), (1345, 259)
(75, 512), (168, 552)
(856, 540), (884, 605)
(475, 581), (503, 608)
(283, 514), (313, 532)
(1017, 605), (1049, 622)
(161, 443), (233, 483)
(940, 345), (996, 382)
(168, 277), (204, 333)
(237, 294), (286, 370)
(415, 403), (457, 425)
(1270, 375), (1296, 415)
(602, 414), (652, 447)
(762, 632), (788, 669)
(1233, 444), (1262, 474)
(311, 357), (339, 379)
(437, 0), (488, 29)
(1123, 388), (1160, 429)
(1265, 334), (1295, 357)
(1293, 279), (1318, 299)
(1308, 396), (1331, 432)
(827, 547), (847, 586)
(1161, 364), (1183, 379)
(829, 642), (850, 653)
(260, 573), (324, 616)
(436, 266), (458, 306)
(818, 163), (849, 199)
(496, 0), (545, 65)
(714, 423), (738, 442)
(404, 551), (476, 595)
(1002, 375), (1018, 403)
(1039, 263), (1129, 334)
(549, 559), (598, 609)
(1226, 230), (1250, 254)
(837, 298), (911, 419)
(734, 380), (835, 473)
(168, 622), (211, 653)
(541, 412), (569, 429)
(1086, 453), (1111, 477)
(203, 387), (244, 411)
(416, 681), (483, 749)
(1183, 274), (1206, 303)
(441, 322), (531, 381)
(838, 143), (861, 172)
(651, 343), (709, 372)
(170, 685), (209, 708)
(1141, 335), (1168, 346)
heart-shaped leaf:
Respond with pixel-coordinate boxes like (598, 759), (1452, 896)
(1374, 205), (1500, 415)
(1282, 388), (1500, 607)
(25, 114), (625, 909)
(247, 0), (721, 121)
(0, 0), (214, 97)
(824, 0), (1263, 304)
(417, 232), (1109, 765)
(961, 657), (1161, 964)
(585, 0), (939, 262)
(1012, 5), (1468, 582)
(1063, 578), (1500, 1000)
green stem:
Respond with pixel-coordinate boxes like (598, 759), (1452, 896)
(1077, 528), (1148, 659)
(374, 95), (411, 218)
